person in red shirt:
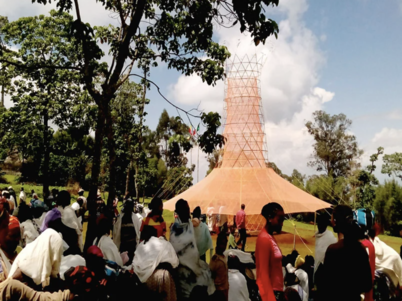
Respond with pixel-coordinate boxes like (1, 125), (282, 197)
(235, 204), (247, 251)
(255, 202), (285, 301)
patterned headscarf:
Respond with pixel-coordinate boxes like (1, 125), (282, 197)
(8, 216), (19, 231)
(64, 266), (97, 295)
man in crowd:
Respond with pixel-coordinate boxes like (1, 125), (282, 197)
(314, 213), (337, 279)
(235, 204), (247, 251)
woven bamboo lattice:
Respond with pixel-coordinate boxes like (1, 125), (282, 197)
(164, 54), (331, 233)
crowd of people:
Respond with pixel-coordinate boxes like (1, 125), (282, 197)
(0, 186), (401, 301)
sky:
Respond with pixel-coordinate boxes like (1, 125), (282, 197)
(1, 0), (402, 184)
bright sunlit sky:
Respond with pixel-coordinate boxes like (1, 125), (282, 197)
(1, 0), (402, 183)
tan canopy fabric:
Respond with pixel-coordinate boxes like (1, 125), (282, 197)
(164, 167), (331, 216)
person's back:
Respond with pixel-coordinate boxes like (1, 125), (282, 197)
(322, 239), (372, 301)
(228, 269), (249, 301)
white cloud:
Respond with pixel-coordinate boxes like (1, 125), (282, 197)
(170, 0), (332, 177)
(371, 128), (402, 148)
(387, 109), (402, 120)
(265, 87), (335, 175)
(320, 34), (327, 42)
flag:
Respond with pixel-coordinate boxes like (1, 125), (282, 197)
(189, 126), (192, 134)
(197, 123), (200, 132)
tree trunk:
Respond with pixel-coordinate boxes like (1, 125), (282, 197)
(1, 84), (4, 107)
(84, 100), (106, 251)
(42, 108), (50, 200)
(134, 163), (139, 202)
(125, 161), (131, 197)
(105, 102), (117, 207)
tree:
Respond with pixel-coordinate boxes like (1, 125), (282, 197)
(1, 0), (280, 248)
(156, 109), (193, 169)
(0, 15), (11, 108)
(382, 152), (402, 180)
(206, 149), (223, 175)
(0, 11), (85, 198)
(111, 79), (149, 199)
(306, 174), (350, 206)
(288, 169), (305, 190)
(355, 147), (383, 209)
(374, 180), (402, 235)
(305, 111), (363, 178)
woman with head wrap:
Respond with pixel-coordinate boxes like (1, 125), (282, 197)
(169, 199), (215, 300)
(192, 206), (213, 262)
(41, 208), (81, 256)
(56, 191), (83, 252)
(0, 215), (21, 282)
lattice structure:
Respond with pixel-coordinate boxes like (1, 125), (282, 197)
(221, 54), (268, 168)
(221, 54), (268, 231)
(164, 54), (331, 235)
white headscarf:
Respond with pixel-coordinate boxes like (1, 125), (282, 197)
(133, 236), (179, 283)
(8, 228), (63, 288)
(57, 206), (83, 251)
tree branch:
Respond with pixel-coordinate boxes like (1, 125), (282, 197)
(0, 58), (82, 71)
(108, 0), (146, 92)
(129, 73), (201, 120)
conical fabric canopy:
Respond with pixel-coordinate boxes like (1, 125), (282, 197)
(164, 54), (331, 227)
(164, 167), (331, 215)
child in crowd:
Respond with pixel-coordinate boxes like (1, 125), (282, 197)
(229, 226), (237, 249)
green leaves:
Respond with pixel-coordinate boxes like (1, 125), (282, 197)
(306, 110), (363, 178)
(198, 112), (225, 154)
(382, 152), (402, 180)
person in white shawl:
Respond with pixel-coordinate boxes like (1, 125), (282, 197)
(314, 213), (337, 276)
(19, 187), (27, 204)
(192, 206), (213, 261)
(93, 215), (123, 267)
(57, 191), (83, 252)
(227, 254), (250, 301)
(371, 235), (402, 288)
(8, 228), (63, 288)
(132, 226), (179, 301)
(113, 199), (141, 264)
(133, 229), (179, 283)
(207, 204), (216, 232)
(170, 199), (215, 300)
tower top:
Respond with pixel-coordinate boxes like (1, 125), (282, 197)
(221, 54), (268, 168)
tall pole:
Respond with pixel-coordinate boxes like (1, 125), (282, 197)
(197, 145), (199, 183)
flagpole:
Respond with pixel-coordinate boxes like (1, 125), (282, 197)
(197, 144), (199, 183)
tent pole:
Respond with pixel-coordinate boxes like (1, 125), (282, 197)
(314, 212), (317, 235)
(293, 224), (296, 250)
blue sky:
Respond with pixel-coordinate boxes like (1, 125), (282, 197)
(2, 0), (402, 183)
